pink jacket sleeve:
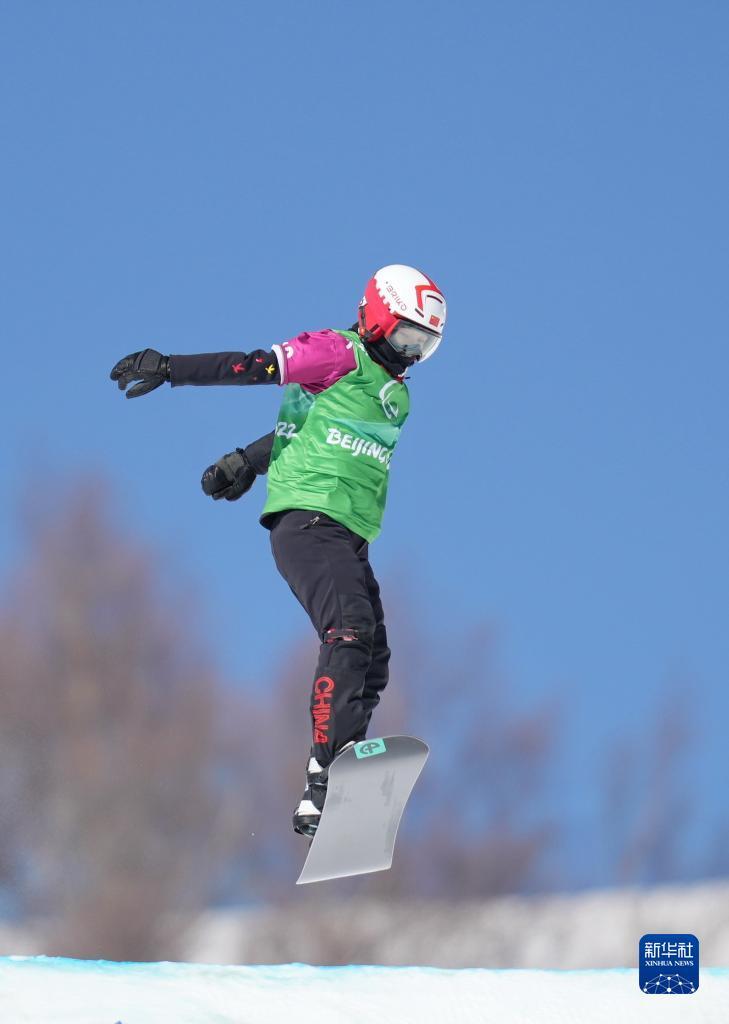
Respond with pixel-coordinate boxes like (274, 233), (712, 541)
(272, 330), (357, 394)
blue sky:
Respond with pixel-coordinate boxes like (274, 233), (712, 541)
(1, 1), (727, 883)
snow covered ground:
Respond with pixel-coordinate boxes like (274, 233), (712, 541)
(1, 957), (728, 1024)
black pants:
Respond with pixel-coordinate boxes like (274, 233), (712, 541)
(268, 509), (390, 767)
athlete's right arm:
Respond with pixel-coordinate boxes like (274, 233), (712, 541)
(110, 330), (356, 399)
(169, 350), (281, 386)
(110, 347), (282, 398)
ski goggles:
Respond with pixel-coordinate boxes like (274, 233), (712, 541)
(385, 319), (443, 362)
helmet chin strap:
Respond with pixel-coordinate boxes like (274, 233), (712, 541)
(365, 336), (416, 378)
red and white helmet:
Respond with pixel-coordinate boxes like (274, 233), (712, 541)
(358, 264), (446, 362)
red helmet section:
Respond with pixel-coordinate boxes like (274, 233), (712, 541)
(358, 277), (399, 342)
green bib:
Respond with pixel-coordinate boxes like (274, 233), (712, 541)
(261, 330), (410, 542)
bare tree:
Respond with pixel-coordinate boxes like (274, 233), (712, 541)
(0, 481), (236, 959)
(365, 617), (560, 901)
(602, 677), (696, 886)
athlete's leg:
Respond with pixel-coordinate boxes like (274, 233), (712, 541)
(358, 550), (391, 730)
(269, 510), (375, 768)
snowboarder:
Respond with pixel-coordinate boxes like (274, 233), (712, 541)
(110, 265), (447, 837)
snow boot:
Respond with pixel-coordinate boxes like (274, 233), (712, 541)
(293, 742), (355, 838)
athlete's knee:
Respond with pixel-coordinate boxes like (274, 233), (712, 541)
(319, 625), (375, 680)
(322, 625), (374, 650)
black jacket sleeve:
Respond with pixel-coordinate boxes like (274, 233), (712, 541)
(169, 350), (281, 386)
(243, 431), (275, 475)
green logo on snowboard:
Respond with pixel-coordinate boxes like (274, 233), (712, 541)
(354, 738), (387, 759)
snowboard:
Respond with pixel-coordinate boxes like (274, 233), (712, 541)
(296, 735), (429, 885)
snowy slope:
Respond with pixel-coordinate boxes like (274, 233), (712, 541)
(1, 957), (728, 1024)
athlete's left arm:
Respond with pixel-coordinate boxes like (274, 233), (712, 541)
(200, 430), (275, 502)
(243, 430), (275, 474)
(169, 350), (281, 386)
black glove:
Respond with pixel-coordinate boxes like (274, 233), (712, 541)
(110, 349), (170, 399)
(201, 449), (256, 502)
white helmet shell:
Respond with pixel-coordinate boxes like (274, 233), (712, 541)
(373, 264), (447, 338)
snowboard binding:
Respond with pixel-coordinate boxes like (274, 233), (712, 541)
(292, 742), (355, 838)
